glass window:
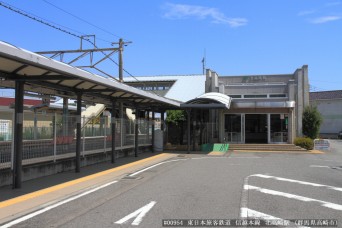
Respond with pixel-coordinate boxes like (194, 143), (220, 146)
(229, 95), (242, 98)
(244, 94), (267, 98)
(269, 94), (287, 98)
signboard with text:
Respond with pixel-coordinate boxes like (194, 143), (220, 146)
(314, 139), (330, 151)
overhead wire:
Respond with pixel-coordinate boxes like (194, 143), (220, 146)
(41, 0), (129, 42)
(0, 1), (83, 39)
(0, 0), (159, 94)
(39, 0), (142, 83)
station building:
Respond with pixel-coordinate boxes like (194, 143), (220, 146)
(126, 65), (310, 144)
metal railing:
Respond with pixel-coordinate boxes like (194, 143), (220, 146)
(0, 111), (153, 170)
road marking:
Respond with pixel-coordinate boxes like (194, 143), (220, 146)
(239, 176), (250, 218)
(229, 157), (261, 159)
(311, 165), (342, 170)
(309, 159), (337, 162)
(246, 185), (342, 211)
(241, 207), (283, 219)
(129, 159), (185, 177)
(250, 174), (342, 192)
(240, 208), (309, 228)
(191, 157), (227, 160)
(114, 201), (156, 226)
(310, 165), (330, 168)
(1, 180), (118, 228)
(0, 153), (170, 208)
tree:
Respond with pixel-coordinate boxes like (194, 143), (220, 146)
(166, 110), (186, 144)
(166, 110), (186, 125)
(302, 105), (322, 139)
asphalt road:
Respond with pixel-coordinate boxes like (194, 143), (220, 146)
(3, 141), (342, 228)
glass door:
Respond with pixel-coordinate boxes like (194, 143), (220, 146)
(245, 114), (268, 143)
(224, 114), (241, 143)
(270, 114), (288, 143)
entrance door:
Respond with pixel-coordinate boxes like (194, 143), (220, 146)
(224, 114), (241, 143)
(245, 114), (267, 143)
(270, 114), (288, 143)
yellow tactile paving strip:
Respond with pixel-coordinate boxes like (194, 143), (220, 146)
(208, 151), (227, 156)
(0, 153), (178, 223)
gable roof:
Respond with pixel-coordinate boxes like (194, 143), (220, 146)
(310, 90), (342, 101)
(124, 75), (206, 102)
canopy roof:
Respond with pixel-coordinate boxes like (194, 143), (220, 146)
(181, 92), (232, 109)
(0, 41), (181, 110)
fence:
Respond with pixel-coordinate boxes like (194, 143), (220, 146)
(0, 110), (154, 170)
(166, 121), (219, 146)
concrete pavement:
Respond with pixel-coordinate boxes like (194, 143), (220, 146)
(0, 141), (341, 227)
(0, 152), (179, 225)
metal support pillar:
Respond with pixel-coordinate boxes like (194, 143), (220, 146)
(119, 102), (124, 148)
(100, 112), (104, 136)
(152, 110), (155, 153)
(111, 100), (116, 163)
(267, 114), (271, 144)
(12, 81), (24, 189)
(33, 109), (38, 140)
(160, 111), (165, 146)
(199, 110), (203, 145)
(134, 107), (139, 157)
(75, 92), (82, 173)
(160, 111), (165, 131)
(193, 110), (196, 151)
(187, 109), (191, 154)
(63, 97), (68, 137)
(146, 111), (150, 144)
(53, 112), (57, 162)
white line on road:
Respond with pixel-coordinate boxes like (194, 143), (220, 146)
(128, 159), (186, 177)
(241, 207), (283, 220)
(239, 177), (250, 218)
(114, 201), (156, 226)
(1, 180), (118, 228)
(240, 208), (309, 228)
(250, 174), (342, 192)
(229, 157), (261, 159)
(310, 165), (330, 168)
(246, 185), (342, 211)
(191, 157), (227, 160)
(310, 165), (342, 170)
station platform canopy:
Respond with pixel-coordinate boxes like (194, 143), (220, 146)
(0, 41), (181, 110)
(180, 92), (231, 109)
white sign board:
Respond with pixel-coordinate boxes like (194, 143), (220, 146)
(0, 120), (10, 133)
(314, 139), (330, 151)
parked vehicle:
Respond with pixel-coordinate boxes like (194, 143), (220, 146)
(338, 131), (342, 139)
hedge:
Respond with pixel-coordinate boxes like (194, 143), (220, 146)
(294, 137), (314, 150)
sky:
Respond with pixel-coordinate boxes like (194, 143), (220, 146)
(0, 0), (342, 92)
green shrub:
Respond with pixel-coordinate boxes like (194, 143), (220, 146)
(294, 137), (314, 150)
(303, 106), (322, 139)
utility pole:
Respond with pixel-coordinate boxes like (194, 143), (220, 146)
(113, 38), (132, 82)
(202, 49), (206, 75)
(119, 38), (123, 82)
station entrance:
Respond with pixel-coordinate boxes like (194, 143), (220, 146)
(245, 114), (267, 143)
(224, 113), (288, 144)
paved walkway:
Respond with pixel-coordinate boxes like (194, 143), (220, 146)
(0, 152), (178, 224)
